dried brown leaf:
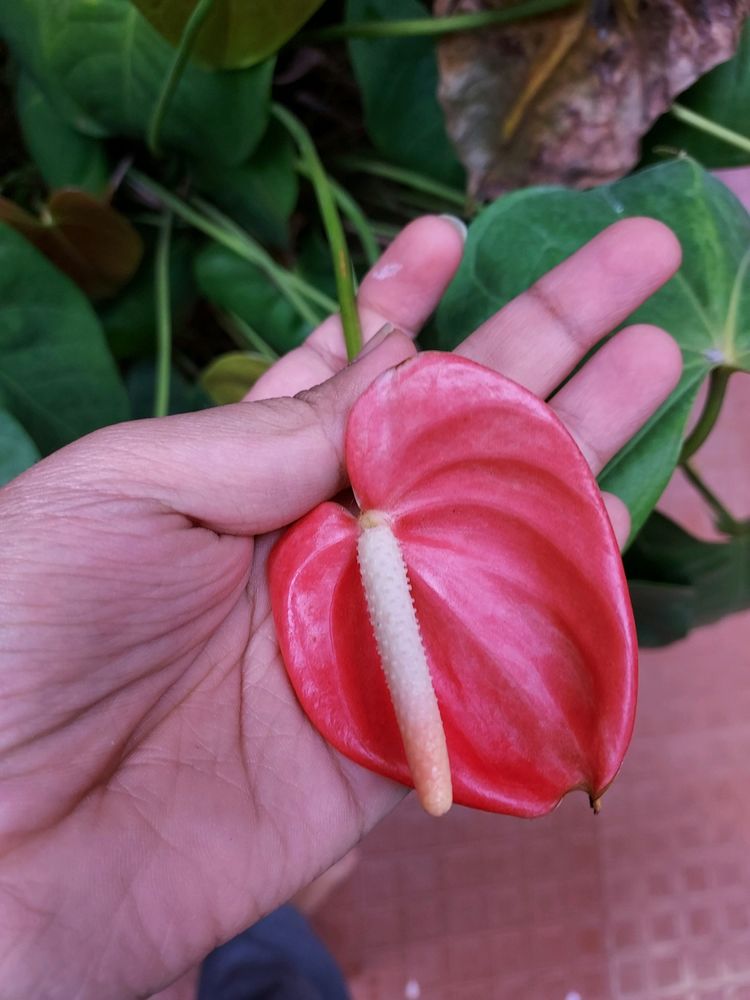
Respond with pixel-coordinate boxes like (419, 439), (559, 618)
(435, 0), (749, 196)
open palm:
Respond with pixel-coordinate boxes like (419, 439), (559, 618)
(0, 216), (682, 1000)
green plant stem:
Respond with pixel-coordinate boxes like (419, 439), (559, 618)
(148, 0), (215, 157)
(306, 0), (575, 41)
(129, 170), (335, 324)
(274, 104), (362, 359)
(680, 367), (732, 462)
(224, 312), (278, 361)
(192, 196), (337, 314)
(297, 160), (379, 266)
(681, 463), (746, 536)
(154, 211), (173, 418)
(369, 221), (401, 242)
(334, 154), (467, 210)
(671, 103), (750, 156)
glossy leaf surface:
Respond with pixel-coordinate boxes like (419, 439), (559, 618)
(270, 354), (637, 817)
(0, 0), (272, 165)
(15, 74), (109, 195)
(0, 411), (41, 487)
(194, 244), (311, 353)
(131, 0), (325, 69)
(645, 21), (750, 168)
(0, 226), (129, 454)
(626, 511), (750, 647)
(347, 0), (465, 186)
(431, 159), (750, 537)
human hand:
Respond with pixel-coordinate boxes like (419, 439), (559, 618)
(0, 216), (681, 999)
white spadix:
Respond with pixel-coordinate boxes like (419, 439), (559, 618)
(356, 510), (452, 817)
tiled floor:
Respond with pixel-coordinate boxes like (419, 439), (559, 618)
(313, 368), (750, 997)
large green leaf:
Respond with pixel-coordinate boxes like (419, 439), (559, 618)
(434, 159), (750, 535)
(192, 122), (299, 248)
(195, 243), (311, 354)
(644, 21), (750, 169)
(0, 0), (273, 165)
(626, 511), (750, 646)
(0, 225), (129, 454)
(15, 73), (110, 194)
(347, 0), (465, 187)
(0, 410), (41, 486)
(131, 0), (325, 69)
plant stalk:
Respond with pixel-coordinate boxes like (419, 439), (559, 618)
(128, 170), (336, 325)
(296, 160), (379, 267)
(670, 104), (750, 156)
(154, 211), (173, 418)
(306, 0), (576, 41)
(680, 367), (731, 462)
(681, 463), (746, 536)
(274, 104), (362, 359)
(148, 0), (216, 157)
(223, 312), (279, 361)
(333, 155), (467, 211)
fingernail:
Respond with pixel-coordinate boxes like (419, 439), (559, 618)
(358, 323), (395, 359)
(439, 214), (468, 242)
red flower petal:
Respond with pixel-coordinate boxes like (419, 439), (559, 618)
(270, 353), (637, 816)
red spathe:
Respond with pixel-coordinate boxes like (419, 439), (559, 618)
(270, 352), (637, 817)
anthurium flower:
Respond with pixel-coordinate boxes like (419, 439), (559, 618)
(270, 353), (637, 818)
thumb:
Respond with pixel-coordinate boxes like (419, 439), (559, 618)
(79, 330), (416, 535)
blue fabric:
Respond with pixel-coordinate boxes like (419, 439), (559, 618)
(198, 905), (350, 1000)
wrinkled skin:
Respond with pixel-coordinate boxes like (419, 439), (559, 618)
(0, 216), (682, 1000)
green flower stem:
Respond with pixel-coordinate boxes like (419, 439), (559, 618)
(369, 221), (401, 242)
(274, 104), (362, 359)
(680, 367), (732, 462)
(306, 0), (576, 41)
(224, 312), (279, 361)
(296, 160), (379, 267)
(154, 210), (173, 418)
(129, 170), (334, 325)
(671, 104), (750, 156)
(148, 0), (216, 157)
(681, 462), (745, 536)
(333, 155), (467, 210)
(192, 196), (337, 315)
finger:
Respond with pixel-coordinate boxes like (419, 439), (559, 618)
(603, 493), (631, 550)
(550, 324), (683, 474)
(82, 331), (416, 535)
(247, 215), (465, 401)
(457, 218), (682, 397)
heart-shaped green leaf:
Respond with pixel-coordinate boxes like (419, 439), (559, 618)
(15, 73), (110, 195)
(0, 225), (129, 453)
(433, 159), (750, 535)
(0, 410), (41, 486)
(626, 511), (750, 646)
(131, 0), (325, 69)
(644, 21), (750, 169)
(347, 0), (465, 186)
(0, 190), (144, 301)
(0, 0), (273, 165)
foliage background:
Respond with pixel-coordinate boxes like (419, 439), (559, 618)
(0, 0), (748, 646)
